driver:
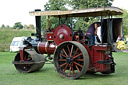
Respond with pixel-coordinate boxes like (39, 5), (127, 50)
(86, 22), (101, 45)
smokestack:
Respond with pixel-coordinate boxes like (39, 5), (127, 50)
(35, 9), (41, 41)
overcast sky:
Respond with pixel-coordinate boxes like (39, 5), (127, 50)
(0, 0), (127, 27)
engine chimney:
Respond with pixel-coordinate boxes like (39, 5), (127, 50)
(35, 9), (41, 41)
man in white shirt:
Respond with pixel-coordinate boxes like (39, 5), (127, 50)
(97, 25), (101, 42)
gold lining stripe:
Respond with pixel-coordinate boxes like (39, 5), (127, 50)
(37, 42), (40, 53)
(45, 42), (48, 53)
(47, 40), (54, 41)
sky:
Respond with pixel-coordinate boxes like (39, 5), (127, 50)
(0, 0), (128, 27)
(0, 0), (48, 27)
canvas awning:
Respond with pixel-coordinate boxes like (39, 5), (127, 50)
(29, 6), (123, 17)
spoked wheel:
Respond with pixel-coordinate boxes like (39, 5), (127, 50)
(54, 41), (89, 79)
(14, 49), (45, 73)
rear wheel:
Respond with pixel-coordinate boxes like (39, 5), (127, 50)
(54, 41), (89, 79)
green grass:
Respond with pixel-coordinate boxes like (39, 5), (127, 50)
(0, 52), (128, 85)
(0, 29), (34, 52)
(126, 44), (128, 49)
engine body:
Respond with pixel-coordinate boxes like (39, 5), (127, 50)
(20, 24), (115, 74)
(12, 7), (124, 79)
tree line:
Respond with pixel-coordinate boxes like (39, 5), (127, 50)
(41, 0), (128, 36)
(0, 0), (128, 36)
(0, 22), (35, 29)
(42, 0), (114, 31)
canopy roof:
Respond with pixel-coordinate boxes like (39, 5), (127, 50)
(29, 7), (123, 17)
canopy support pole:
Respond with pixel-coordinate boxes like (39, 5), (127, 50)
(101, 12), (103, 44)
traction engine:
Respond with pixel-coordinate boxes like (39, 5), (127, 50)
(12, 8), (120, 79)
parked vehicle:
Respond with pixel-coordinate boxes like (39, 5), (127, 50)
(10, 37), (27, 52)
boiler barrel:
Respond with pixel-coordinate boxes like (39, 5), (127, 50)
(37, 42), (56, 54)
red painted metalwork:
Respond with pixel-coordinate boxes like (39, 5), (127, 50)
(84, 45), (112, 72)
(47, 32), (54, 41)
(53, 25), (72, 45)
(20, 47), (31, 61)
(20, 47), (24, 61)
(38, 42), (56, 54)
(38, 39), (112, 73)
(15, 23), (115, 78)
(14, 24), (115, 79)
(38, 31), (112, 73)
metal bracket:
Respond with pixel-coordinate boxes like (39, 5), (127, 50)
(98, 60), (112, 64)
(12, 60), (45, 64)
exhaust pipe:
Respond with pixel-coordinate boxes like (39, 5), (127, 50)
(31, 9), (41, 41)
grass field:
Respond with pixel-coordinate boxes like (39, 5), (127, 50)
(0, 52), (128, 85)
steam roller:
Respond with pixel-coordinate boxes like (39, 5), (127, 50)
(12, 49), (45, 73)
(11, 7), (124, 79)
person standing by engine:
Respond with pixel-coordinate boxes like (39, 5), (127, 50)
(86, 22), (101, 45)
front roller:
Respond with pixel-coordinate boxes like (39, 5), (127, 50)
(54, 41), (89, 79)
(13, 49), (45, 73)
